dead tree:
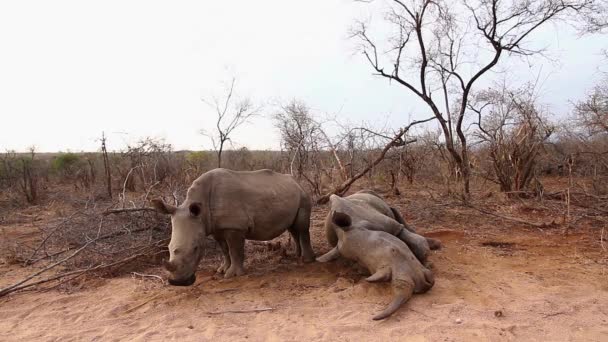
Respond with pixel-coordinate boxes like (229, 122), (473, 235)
(202, 78), (260, 168)
(101, 132), (112, 198)
(353, 0), (599, 199)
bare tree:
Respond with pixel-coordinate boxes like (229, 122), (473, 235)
(353, 0), (598, 199)
(574, 76), (608, 135)
(202, 78), (260, 168)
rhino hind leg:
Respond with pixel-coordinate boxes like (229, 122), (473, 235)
(391, 207), (442, 250)
(292, 207), (315, 263)
(288, 228), (302, 257)
(396, 229), (430, 264)
(365, 267), (391, 282)
(426, 237), (442, 250)
(224, 230), (246, 278)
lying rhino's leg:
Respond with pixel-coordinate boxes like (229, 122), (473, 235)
(365, 267), (391, 282)
(293, 207), (315, 263)
(214, 237), (231, 274)
(316, 246), (340, 262)
(223, 230), (246, 278)
(425, 238), (442, 250)
(390, 207), (441, 250)
(287, 228), (302, 257)
(396, 228), (430, 264)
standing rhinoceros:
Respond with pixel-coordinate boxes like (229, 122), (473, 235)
(152, 168), (315, 286)
(322, 190), (440, 265)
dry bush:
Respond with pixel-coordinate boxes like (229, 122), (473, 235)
(470, 84), (554, 195)
(0, 149), (46, 205)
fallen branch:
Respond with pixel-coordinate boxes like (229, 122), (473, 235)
(470, 205), (552, 230)
(205, 307), (275, 315)
(24, 211), (80, 265)
(102, 207), (157, 215)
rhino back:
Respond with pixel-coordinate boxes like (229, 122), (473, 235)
(187, 169), (307, 240)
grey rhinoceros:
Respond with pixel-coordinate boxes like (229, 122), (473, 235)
(319, 210), (435, 320)
(152, 168), (315, 286)
(321, 190), (441, 265)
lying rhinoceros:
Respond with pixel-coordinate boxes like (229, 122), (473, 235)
(323, 191), (440, 265)
(319, 210), (435, 320)
(152, 168), (315, 286)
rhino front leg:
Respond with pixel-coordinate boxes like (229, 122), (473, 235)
(214, 237), (231, 274)
(223, 230), (246, 278)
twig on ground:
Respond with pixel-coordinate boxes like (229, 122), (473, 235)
(601, 227), (606, 253)
(205, 307), (275, 315)
(124, 293), (164, 314)
(542, 310), (571, 318)
(131, 272), (164, 282)
(102, 207), (157, 216)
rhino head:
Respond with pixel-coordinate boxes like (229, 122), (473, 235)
(152, 199), (205, 286)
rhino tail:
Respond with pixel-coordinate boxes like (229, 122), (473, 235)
(372, 278), (414, 321)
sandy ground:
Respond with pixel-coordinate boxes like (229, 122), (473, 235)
(1, 198), (607, 341)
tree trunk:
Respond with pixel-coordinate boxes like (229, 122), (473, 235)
(217, 141), (224, 168)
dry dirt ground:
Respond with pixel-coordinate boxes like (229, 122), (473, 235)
(1, 190), (607, 341)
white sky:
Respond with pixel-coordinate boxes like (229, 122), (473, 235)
(0, 0), (605, 152)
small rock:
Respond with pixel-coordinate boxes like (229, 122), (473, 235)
(455, 318), (463, 324)
(187, 325), (194, 329)
(494, 310), (504, 318)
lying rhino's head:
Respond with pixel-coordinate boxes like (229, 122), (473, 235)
(152, 199), (205, 286)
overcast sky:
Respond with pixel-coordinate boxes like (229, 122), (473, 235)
(0, 0), (605, 152)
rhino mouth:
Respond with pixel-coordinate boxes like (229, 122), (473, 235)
(168, 274), (196, 286)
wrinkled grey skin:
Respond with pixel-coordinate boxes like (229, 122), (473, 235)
(324, 191), (440, 265)
(318, 210), (435, 320)
(152, 168), (314, 286)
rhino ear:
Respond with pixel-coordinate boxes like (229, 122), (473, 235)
(332, 211), (352, 228)
(188, 202), (202, 217)
(151, 199), (177, 215)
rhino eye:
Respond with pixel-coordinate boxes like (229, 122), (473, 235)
(173, 248), (180, 255)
